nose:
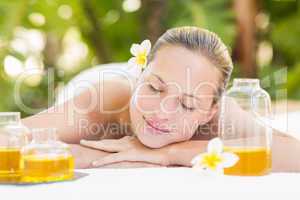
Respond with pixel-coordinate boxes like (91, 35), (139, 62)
(160, 95), (179, 114)
(147, 116), (168, 124)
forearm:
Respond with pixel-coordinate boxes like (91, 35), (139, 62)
(166, 130), (300, 172)
(272, 130), (300, 172)
(166, 140), (208, 166)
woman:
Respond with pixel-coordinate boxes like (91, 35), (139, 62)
(22, 27), (300, 171)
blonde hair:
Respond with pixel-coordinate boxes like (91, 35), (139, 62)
(148, 26), (233, 103)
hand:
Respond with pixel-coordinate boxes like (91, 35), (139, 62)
(80, 136), (170, 167)
(70, 144), (165, 169)
(99, 161), (163, 168)
(69, 144), (109, 169)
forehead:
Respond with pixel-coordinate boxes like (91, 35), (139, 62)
(148, 45), (220, 96)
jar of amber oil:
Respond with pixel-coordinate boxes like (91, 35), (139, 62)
(22, 128), (74, 183)
(219, 79), (272, 176)
(0, 112), (28, 183)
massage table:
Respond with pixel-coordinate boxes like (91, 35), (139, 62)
(1, 168), (300, 200)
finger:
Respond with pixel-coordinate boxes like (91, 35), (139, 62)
(69, 144), (109, 169)
(92, 152), (130, 167)
(80, 139), (124, 153)
(99, 161), (163, 169)
(92, 150), (169, 167)
(80, 136), (136, 152)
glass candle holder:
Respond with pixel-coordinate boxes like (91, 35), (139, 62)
(219, 79), (272, 176)
(0, 112), (28, 183)
(22, 128), (74, 183)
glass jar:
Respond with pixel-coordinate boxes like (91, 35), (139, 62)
(219, 78), (272, 176)
(22, 128), (74, 183)
(0, 112), (28, 182)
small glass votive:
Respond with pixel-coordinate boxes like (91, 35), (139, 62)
(22, 128), (74, 183)
(0, 112), (28, 183)
(219, 79), (272, 176)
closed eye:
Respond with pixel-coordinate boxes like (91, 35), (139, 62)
(148, 83), (163, 93)
(181, 103), (195, 111)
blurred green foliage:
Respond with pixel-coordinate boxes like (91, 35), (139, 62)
(0, 0), (299, 116)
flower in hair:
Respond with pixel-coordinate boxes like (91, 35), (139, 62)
(128, 39), (151, 69)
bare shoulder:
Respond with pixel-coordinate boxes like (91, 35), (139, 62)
(100, 75), (135, 110)
(84, 74), (135, 124)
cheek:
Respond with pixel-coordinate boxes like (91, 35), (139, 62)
(132, 87), (161, 114)
(129, 90), (158, 133)
(129, 96), (142, 138)
(129, 94), (141, 123)
(172, 115), (200, 141)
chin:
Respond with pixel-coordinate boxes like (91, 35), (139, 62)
(136, 133), (168, 149)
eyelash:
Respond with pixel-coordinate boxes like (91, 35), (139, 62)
(148, 84), (163, 93)
(181, 103), (195, 111)
(148, 84), (195, 111)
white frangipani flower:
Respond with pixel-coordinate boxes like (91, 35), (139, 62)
(191, 137), (239, 174)
(128, 39), (151, 69)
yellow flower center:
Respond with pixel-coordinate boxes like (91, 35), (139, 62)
(136, 51), (147, 67)
(201, 152), (223, 170)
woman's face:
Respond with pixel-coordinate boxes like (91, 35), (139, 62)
(129, 45), (219, 148)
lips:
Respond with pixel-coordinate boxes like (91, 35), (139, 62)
(143, 116), (170, 134)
